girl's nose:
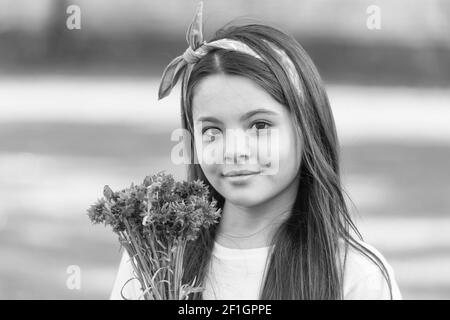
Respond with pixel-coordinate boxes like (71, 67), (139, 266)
(223, 129), (251, 164)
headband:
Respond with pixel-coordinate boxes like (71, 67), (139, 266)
(157, 1), (301, 101)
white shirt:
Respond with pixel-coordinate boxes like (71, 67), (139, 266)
(110, 239), (402, 300)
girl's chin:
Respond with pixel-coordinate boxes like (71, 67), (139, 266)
(221, 193), (265, 207)
(220, 184), (267, 202)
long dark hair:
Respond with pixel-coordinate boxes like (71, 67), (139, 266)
(179, 22), (393, 299)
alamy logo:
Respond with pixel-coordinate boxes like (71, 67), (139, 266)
(66, 265), (81, 290)
(366, 5), (381, 30)
(170, 127), (281, 175)
(66, 5), (81, 30)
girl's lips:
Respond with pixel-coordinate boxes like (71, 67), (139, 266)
(222, 171), (260, 183)
(222, 170), (261, 177)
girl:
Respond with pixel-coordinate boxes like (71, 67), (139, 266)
(111, 2), (402, 300)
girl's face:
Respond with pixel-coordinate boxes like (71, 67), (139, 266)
(192, 74), (302, 207)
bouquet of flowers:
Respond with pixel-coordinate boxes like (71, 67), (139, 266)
(87, 171), (222, 300)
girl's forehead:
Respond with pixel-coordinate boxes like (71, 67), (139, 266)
(192, 74), (285, 120)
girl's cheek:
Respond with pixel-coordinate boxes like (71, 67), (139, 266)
(254, 130), (276, 173)
(255, 127), (293, 176)
(194, 137), (225, 180)
(197, 139), (224, 167)
(271, 127), (300, 174)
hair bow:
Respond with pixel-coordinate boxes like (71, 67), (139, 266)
(158, 1), (263, 100)
(158, 1), (302, 102)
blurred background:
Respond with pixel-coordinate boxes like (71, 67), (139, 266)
(0, 0), (449, 299)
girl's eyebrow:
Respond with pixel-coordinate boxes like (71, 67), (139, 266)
(196, 108), (280, 123)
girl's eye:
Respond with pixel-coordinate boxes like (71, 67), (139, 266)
(202, 127), (222, 142)
(250, 121), (271, 131)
